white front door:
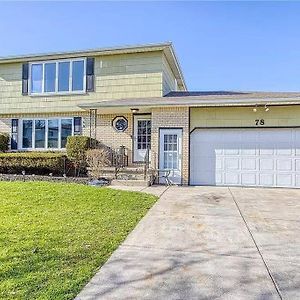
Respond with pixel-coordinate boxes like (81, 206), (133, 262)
(159, 129), (182, 184)
(190, 128), (300, 188)
(133, 115), (151, 162)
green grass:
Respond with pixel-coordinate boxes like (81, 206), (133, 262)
(0, 181), (157, 300)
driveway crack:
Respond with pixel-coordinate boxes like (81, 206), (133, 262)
(228, 187), (283, 300)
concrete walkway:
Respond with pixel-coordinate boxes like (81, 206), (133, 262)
(76, 186), (300, 300)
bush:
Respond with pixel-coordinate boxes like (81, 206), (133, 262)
(86, 148), (111, 179)
(0, 152), (67, 175)
(66, 136), (91, 176)
(0, 133), (9, 152)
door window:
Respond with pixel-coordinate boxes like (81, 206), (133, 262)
(163, 134), (178, 169)
(137, 120), (151, 150)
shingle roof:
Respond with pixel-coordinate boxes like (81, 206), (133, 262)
(79, 91), (300, 110)
(165, 91), (249, 97)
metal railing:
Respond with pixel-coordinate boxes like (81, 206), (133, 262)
(143, 147), (150, 181)
(110, 146), (128, 168)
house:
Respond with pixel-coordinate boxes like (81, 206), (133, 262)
(1, 42), (300, 188)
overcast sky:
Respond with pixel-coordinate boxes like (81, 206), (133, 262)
(1, 1), (300, 92)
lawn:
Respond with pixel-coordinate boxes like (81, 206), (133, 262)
(0, 181), (157, 300)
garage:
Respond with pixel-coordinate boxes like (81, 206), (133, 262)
(190, 128), (300, 188)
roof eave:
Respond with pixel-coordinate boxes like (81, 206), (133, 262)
(78, 97), (300, 110)
(0, 42), (172, 64)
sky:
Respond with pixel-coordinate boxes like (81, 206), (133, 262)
(0, 1), (300, 92)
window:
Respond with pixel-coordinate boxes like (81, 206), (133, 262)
(31, 64), (42, 93)
(58, 62), (70, 92)
(44, 63), (56, 92)
(48, 119), (59, 148)
(22, 120), (33, 148)
(137, 120), (151, 150)
(72, 60), (84, 91)
(21, 118), (73, 149)
(29, 59), (86, 94)
(35, 120), (46, 148)
(61, 119), (72, 148)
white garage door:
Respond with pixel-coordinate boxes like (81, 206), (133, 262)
(190, 128), (300, 188)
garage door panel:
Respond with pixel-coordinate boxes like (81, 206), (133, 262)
(241, 173), (256, 185)
(225, 158), (239, 170)
(259, 174), (274, 186)
(259, 148), (274, 155)
(241, 158), (256, 170)
(216, 158), (223, 170)
(190, 128), (300, 188)
(224, 173), (239, 185)
(241, 148), (256, 155)
(224, 148), (239, 155)
(296, 160), (300, 171)
(260, 158), (274, 171)
(276, 148), (293, 155)
(277, 174), (293, 186)
(277, 159), (293, 171)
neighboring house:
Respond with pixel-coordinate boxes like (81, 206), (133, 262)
(1, 42), (300, 188)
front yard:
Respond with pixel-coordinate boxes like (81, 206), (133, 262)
(0, 181), (157, 299)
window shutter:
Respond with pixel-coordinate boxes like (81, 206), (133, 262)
(11, 119), (18, 150)
(86, 58), (95, 92)
(73, 117), (82, 135)
(22, 63), (29, 95)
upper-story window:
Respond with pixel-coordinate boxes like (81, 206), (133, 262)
(29, 58), (86, 95)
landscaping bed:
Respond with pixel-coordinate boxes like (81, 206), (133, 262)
(0, 181), (157, 299)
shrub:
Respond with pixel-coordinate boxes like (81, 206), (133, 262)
(66, 136), (91, 176)
(86, 148), (111, 179)
(0, 133), (9, 152)
(0, 152), (67, 175)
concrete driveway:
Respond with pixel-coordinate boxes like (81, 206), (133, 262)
(76, 186), (300, 300)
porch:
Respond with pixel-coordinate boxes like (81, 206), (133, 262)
(84, 105), (189, 185)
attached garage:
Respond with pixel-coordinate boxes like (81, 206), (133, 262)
(190, 128), (300, 188)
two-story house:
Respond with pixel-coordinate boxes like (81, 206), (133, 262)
(1, 42), (300, 188)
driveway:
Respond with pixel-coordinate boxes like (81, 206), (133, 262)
(76, 186), (300, 300)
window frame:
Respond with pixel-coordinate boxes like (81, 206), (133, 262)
(19, 117), (74, 150)
(28, 58), (86, 96)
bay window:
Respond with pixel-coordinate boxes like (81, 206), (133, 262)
(21, 118), (75, 149)
(29, 58), (86, 95)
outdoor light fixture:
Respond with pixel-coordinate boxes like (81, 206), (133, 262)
(131, 108), (139, 113)
(265, 104), (269, 112)
(253, 104), (258, 112)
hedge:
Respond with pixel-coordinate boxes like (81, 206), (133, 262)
(0, 152), (67, 175)
(0, 133), (9, 152)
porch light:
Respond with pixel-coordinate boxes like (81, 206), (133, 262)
(253, 104), (258, 112)
(131, 108), (139, 113)
(265, 104), (269, 112)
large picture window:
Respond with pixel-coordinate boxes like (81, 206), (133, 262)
(29, 59), (86, 95)
(21, 118), (74, 149)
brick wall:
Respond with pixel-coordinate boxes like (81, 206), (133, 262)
(84, 113), (134, 164)
(151, 107), (189, 185)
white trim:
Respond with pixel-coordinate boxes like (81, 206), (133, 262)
(19, 117), (74, 151)
(159, 128), (182, 184)
(133, 115), (151, 162)
(28, 58), (86, 96)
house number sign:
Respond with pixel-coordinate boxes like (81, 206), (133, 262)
(255, 119), (265, 126)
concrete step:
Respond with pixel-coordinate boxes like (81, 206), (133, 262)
(110, 179), (150, 187)
(100, 166), (145, 174)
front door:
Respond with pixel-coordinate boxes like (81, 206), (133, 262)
(159, 129), (182, 184)
(133, 115), (151, 162)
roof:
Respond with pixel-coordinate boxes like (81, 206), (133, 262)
(79, 91), (300, 111)
(0, 42), (186, 90)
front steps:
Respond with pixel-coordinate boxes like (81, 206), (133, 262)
(101, 166), (146, 181)
(110, 179), (150, 187)
(99, 165), (155, 186)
